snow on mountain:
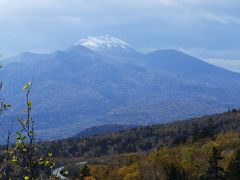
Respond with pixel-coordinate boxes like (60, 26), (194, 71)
(75, 35), (141, 57)
(77, 35), (130, 50)
(1, 41), (240, 141)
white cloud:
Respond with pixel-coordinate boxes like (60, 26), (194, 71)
(0, 0), (239, 57)
(0, 0), (58, 14)
(135, 0), (177, 6)
(180, 48), (240, 60)
(201, 11), (240, 24)
(204, 59), (240, 73)
(58, 16), (84, 25)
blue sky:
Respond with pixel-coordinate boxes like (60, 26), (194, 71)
(0, 0), (240, 67)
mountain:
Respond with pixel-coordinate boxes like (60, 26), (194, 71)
(146, 49), (235, 75)
(1, 36), (240, 141)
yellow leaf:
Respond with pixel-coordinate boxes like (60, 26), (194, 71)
(22, 82), (32, 90)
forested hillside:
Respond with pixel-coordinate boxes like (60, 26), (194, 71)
(42, 109), (240, 158)
(2, 108), (240, 179)
(88, 131), (240, 180)
(76, 124), (140, 137)
(40, 109), (240, 179)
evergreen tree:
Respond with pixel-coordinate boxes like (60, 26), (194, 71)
(206, 147), (225, 180)
(165, 163), (188, 180)
(226, 149), (240, 180)
(81, 165), (91, 179)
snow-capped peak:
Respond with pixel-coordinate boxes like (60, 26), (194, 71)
(74, 35), (142, 57)
(76, 35), (130, 51)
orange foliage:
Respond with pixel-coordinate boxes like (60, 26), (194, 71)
(84, 176), (96, 180)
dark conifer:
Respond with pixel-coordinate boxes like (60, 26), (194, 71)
(206, 147), (225, 180)
(81, 164), (91, 179)
(165, 163), (188, 180)
(226, 149), (240, 180)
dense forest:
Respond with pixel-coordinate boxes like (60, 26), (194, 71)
(42, 109), (240, 158)
(88, 131), (240, 180)
(37, 109), (240, 179)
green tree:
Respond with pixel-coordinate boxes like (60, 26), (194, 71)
(206, 147), (225, 180)
(9, 82), (54, 179)
(226, 149), (240, 180)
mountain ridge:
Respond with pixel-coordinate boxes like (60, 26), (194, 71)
(1, 36), (240, 142)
